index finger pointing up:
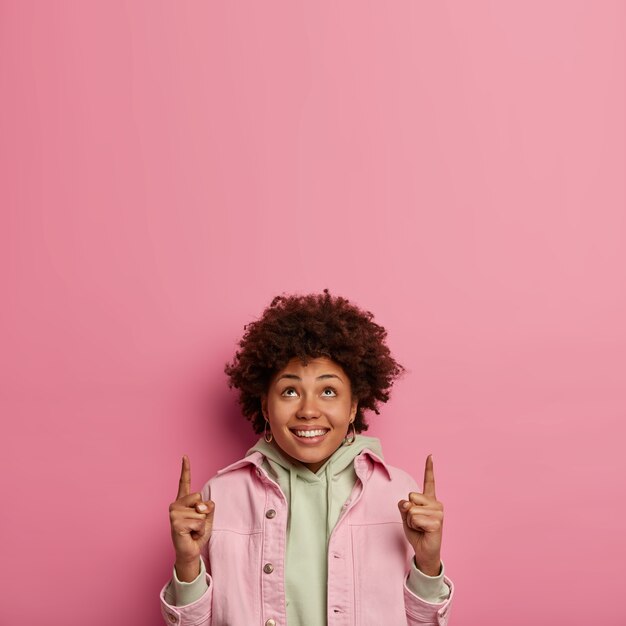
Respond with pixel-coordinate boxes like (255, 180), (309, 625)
(422, 454), (436, 498)
(177, 455), (191, 499)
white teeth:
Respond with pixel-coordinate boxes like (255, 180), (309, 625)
(293, 429), (328, 438)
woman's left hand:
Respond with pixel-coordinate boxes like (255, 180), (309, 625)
(397, 454), (444, 576)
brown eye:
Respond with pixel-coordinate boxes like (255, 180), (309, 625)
(281, 387), (298, 397)
(322, 387), (337, 397)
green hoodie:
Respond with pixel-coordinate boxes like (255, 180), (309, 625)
(247, 434), (382, 626)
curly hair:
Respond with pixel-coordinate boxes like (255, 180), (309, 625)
(224, 289), (405, 434)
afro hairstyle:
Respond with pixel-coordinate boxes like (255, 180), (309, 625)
(224, 289), (405, 434)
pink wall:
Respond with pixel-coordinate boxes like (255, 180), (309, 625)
(1, 2), (625, 624)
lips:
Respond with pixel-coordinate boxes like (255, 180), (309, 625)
(289, 427), (330, 440)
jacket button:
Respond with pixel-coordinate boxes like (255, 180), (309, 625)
(265, 509), (277, 519)
(265, 620), (276, 626)
(263, 563), (274, 574)
(166, 614), (178, 623)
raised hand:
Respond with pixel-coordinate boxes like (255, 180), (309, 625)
(168, 455), (215, 580)
(397, 454), (444, 576)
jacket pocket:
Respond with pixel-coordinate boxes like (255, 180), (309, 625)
(351, 522), (412, 626)
(208, 529), (263, 625)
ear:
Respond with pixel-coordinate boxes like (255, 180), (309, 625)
(349, 396), (358, 422)
(261, 394), (268, 421)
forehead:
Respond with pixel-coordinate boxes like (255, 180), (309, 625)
(274, 356), (346, 378)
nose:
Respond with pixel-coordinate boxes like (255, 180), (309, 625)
(296, 393), (321, 420)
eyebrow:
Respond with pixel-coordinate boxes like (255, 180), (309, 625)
(276, 373), (343, 383)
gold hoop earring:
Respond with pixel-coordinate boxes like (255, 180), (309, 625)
(264, 419), (273, 443)
(344, 421), (356, 446)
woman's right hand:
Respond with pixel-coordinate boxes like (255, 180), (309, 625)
(169, 455), (215, 576)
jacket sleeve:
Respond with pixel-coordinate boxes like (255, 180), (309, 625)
(159, 558), (213, 626)
(404, 565), (454, 626)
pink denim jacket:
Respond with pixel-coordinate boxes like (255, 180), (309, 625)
(160, 448), (454, 626)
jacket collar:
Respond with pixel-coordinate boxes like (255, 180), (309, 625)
(354, 448), (392, 481)
(216, 447), (392, 481)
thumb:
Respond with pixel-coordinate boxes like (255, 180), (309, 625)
(195, 500), (215, 515)
(397, 499), (410, 522)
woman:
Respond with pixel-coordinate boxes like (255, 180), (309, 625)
(160, 290), (454, 625)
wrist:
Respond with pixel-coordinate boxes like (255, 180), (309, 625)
(413, 556), (441, 577)
(175, 557), (201, 583)
(175, 555), (200, 568)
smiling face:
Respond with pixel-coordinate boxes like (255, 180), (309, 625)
(261, 356), (358, 473)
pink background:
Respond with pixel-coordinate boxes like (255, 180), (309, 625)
(1, 2), (625, 624)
